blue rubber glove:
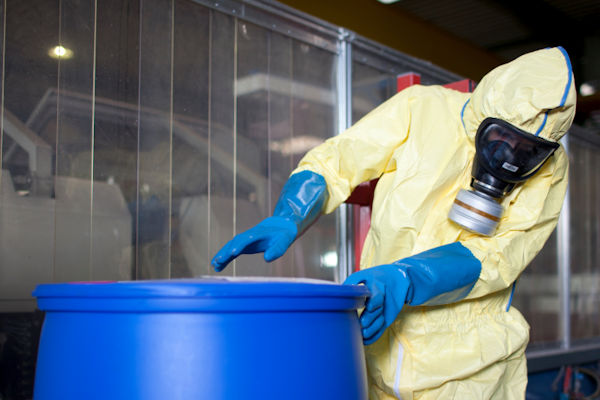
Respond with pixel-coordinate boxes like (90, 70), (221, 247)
(345, 264), (410, 345)
(212, 170), (328, 272)
(344, 242), (481, 345)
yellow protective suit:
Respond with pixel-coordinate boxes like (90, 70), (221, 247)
(293, 47), (576, 399)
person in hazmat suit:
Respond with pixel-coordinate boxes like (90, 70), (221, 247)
(212, 46), (576, 399)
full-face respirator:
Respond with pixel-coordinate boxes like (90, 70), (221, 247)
(449, 118), (560, 236)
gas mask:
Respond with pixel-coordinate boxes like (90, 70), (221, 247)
(449, 118), (560, 236)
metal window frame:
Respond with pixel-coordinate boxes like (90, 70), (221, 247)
(558, 135), (571, 352)
(335, 28), (354, 283)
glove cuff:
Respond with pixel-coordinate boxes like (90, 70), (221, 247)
(273, 170), (328, 234)
(394, 242), (481, 306)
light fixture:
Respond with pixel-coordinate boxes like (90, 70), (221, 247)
(48, 45), (73, 59)
(377, 0), (402, 3)
(320, 251), (338, 269)
(580, 82), (596, 97)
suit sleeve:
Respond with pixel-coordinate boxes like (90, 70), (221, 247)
(291, 88), (414, 214)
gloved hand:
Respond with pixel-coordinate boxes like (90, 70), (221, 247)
(211, 217), (297, 272)
(344, 264), (411, 345)
(211, 170), (328, 272)
(344, 242), (481, 345)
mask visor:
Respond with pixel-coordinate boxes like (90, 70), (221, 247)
(476, 118), (559, 182)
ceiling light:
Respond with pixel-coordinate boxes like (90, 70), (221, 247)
(320, 251), (338, 268)
(48, 45), (73, 59)
(377, 0), (402, 3)
(580, 83), (596, 97)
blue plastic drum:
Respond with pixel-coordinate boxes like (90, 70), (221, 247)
(33, 278), (369, 400)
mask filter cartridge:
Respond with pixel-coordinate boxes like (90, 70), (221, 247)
(448, 188), (503, 236)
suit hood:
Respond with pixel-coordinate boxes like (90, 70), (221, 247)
(462, 46), (576, 142)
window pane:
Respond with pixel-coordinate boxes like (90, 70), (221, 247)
(287, 41), (338, 280)
(568, 132), (600, 342)
(54, 0), (96, 282)
(0, 0), (59, 312)
(232, 21), (272, 276)
(91, 0), (138, 281)
(171, 0), (210, 278)
(205, 10), (236, 277)
(513, 231), (561, 346)
(137, 0), (173, 279)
